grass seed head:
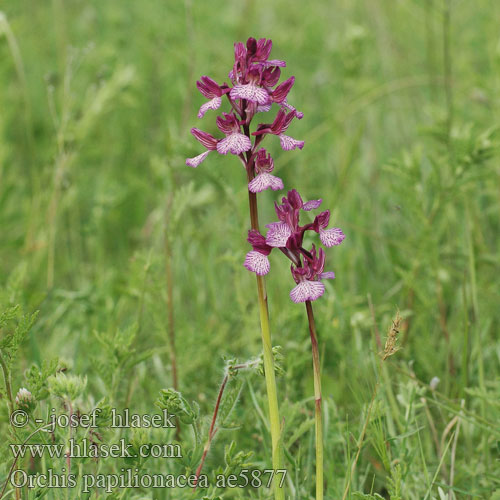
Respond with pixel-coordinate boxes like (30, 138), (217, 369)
(381, 310), (402, 361)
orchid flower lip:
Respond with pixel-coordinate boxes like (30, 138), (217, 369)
(290, 280), (325, 303)
(248, 173), (284, 193)
(216, 133), (251, 155)
(230, 83), (269, 104)
(197, 97), (222, 118)
(244, 250), (270, 276)
(320, 227), (346, 247)
(279, 134), (304, 151)
(265, 222), (292, 248)
(186, 150), (211, 168)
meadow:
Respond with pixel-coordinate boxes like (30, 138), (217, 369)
(0, 0), (499, 498)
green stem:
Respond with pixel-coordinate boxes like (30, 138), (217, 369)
(443, 0), (454, 159)
(164, 196), (179, 393)
(342, 379), (380, 500)
(193, 372), (228, 489)
(247, 187), (284, 500)
(239, 105), (284, 499)
(0, 421), (55, 500)
(164, 196), (180, 440)
(305, 300), (323, 500)
(0, 351), (14, 415)
(0, 350), (22, 500)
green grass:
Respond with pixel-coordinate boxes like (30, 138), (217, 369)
(0, 0), (499, 498)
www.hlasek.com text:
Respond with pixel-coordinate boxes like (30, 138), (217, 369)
(10, 438), (181, 460)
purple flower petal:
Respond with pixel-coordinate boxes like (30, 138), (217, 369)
(186, 150), (211, 168)
(315, 210), (330, 230)
(265, 222), (292, 247)
(247, 229), (271, 254)
(261, 66), (281, 87)
(264, 59), (286, 67)
(320, 271), (336, 280)
(303, 199), (322, 211)
(320, 228), (345, 247)
(287, 189), (303, 209)
(230, 84), (269, 104)
(282, 100), (304, 119)
(248, 173), (284, 193)
(244, 250), (270, 276)
(254, 148), (274, 172)
(216, 113), (240, 135)
(279, 134), (304, 151)
(252, 37), (272, 60)
(256, 102), (272, 113)
(216, 133), (252, 155)
(290, 281), (325, 303)
(191, 128), (218, 150)
(197, 97), (222, 118)
(196, 76), (222, 99)
(272, 77), (295, 104)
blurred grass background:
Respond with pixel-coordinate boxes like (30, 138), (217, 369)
(0, 0), (499, 498)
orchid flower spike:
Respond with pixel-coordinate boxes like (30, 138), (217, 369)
(186, 36), (304, 175)
(244, 189), (345, 303)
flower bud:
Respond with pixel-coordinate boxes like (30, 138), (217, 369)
(429, 377), (440, 391)
(155, 388), (198, 425)
(15, 387), (36, 412)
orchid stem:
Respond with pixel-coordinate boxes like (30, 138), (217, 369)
(242, 111), (284, 500)
(247, 185), (285, 500)
(257, 271), (284, 496)
(305, 300), (323, 500)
